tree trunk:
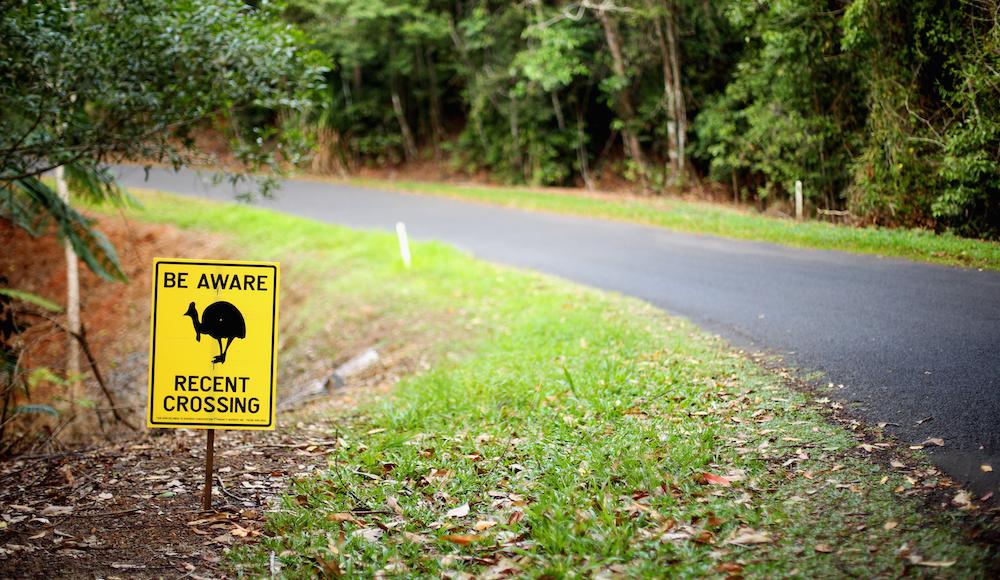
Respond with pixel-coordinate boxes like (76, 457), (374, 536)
(509, 97), (524, 179)
(576, 106), (595, 190)
(391, 84), (418, 162)
(651, 1), (687, 183)
(424, 46), (445, 160)
(448, 16), (491, 151)
(551, 92), (566, 131)
(56, 165), (82, 436)
(664, 3), (686, 176)
(597, 10), (647, 184)
(651, 7), (678, 176)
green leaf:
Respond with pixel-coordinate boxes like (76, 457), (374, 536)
(12, 177), (126, 282)
(12, 404), (59, 417)
(0, 288), (62, 313)
(29, 367), (66, 388)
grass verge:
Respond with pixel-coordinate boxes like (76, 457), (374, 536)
(346, 177), (1000, 272)
(118, 190), (996, 577)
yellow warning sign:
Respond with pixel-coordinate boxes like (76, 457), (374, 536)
(147, 258), (279, 430)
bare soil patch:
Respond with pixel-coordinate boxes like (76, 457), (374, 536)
(0, 390), (388, 579)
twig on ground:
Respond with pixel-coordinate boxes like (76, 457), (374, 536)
(18, 447), (103, 461)
(256, 440), (340, 450)
(216, 474), (250, 505)
(68, 507), (143, 518)
(350, 508), (391, 516)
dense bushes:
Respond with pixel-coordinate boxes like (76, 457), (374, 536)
(843, 0), (1000, 236)
(289, 0), (997, 237)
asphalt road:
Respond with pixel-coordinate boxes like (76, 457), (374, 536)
(115, 166), (1000, 493)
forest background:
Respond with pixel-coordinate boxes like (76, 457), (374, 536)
(282, 0), (1000, 238)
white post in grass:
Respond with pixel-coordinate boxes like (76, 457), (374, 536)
(794, 180), (804, 221)
(396, 222), (411, 268)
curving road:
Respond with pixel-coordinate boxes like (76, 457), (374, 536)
(114, 165), (1000, 493)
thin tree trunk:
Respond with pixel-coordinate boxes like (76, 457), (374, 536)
(447, 16), (490, 150)
(391, 84), (418, 162)
(509, 97), (524, 178)
(650, 6), (679, 177)
(597, 10), (647, 184)
(424, 46), (445, 160)
(664, 3), (686, 176)
(533, 3), (566, 134)
(551, 92), (566, 131)
(413, 47), (430, 143)
(55, 165), (81, 436)
(576, 106), (595, 190)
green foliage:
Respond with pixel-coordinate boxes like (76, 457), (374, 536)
(285, 0), (452, 165)
(11, 404), (59, 418)
(692, 0), (864, 206)
(0, 0), (328, 279)
(0, 0), (327, 180)
(842, 0), (1000, 236)
(0, 275), (61, 453)
(6, 174), (127, 280)
(0, 289), (62, 313)
(284, 0), (997, 238)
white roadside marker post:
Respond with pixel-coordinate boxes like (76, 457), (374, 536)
(396, 222), (412, 268)
(794, 180), (804, 221)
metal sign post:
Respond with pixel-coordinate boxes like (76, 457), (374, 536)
(202, 429), (215, 510)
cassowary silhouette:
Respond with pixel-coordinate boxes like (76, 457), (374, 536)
(184, 301), (246, 364)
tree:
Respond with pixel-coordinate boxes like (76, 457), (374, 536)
(692, 0), (865, 209)
(595, 4), (649, 184)
(0, 0), (326, 441)
(843, 0), (1000, 236)
(0, 0), (328, 279)
(647, 0), (686, 181)
(276, 0), (997, 237)
(284, 0), (452, 169)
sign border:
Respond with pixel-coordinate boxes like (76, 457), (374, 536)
(147, 258), (278, 429)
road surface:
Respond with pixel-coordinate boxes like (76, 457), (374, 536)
(115, 166), (1000, 493)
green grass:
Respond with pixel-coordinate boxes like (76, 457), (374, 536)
(118, 190), (996, 577)
(343, 177), (1000, 272)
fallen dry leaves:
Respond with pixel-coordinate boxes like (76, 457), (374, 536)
(951, 490), (973, 510)
(446, 503), (471, 518)
(440, 534), (478, 546)
(0, 415), (344, 577)
(698, 473), (733, 487)
(386, 496), (405, 516)
(725, 527), (772, 546)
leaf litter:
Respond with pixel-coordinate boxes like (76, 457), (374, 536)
(0, 385), (400, 578)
